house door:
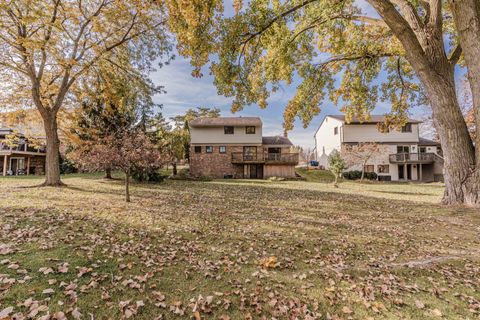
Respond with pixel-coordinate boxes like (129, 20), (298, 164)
(267, 148), (281, 161)
(398, 164), (405, 180)
(244, 164), (263, 179)
(397, 145), (410, 161)
(406, 164), (412, 180)
(10, 158), (25, 175)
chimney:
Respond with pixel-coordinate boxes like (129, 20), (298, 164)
(283, 130), (288, 138)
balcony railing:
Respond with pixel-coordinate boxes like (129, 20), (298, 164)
(231, 152), (265, 163)
(0, 141), (46, 154)
(389, 153), (435, 163)
(265, 153), (299, 164)
(231, 152), (299, 164)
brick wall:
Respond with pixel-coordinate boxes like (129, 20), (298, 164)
(189, 145), (297, 179)
(190, 145), (246, 178)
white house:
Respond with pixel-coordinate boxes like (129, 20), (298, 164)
(314, 115), (444, 182)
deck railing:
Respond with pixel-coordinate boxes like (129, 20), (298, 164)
(0, 141), (46, 154)
(231, 152), (265, 162)
(265, 153), (299, 163)
(389, 153), (435, 163)
(231, 152), (299, 164)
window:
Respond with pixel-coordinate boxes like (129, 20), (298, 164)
(397, 145), (409, 153)
(401, 123), (412, 132)
(194, 146), (202, 153)
(334, 126), (338, 135)
(378, 165), (389, 173)
(364, 165), (375, 173)
(419, 147), (426, 153)
(243, 146), (257, 160)
(219, 146), (226, 153)
(245, 126), (256, 134)
(206, 146), (213, 153)
(224, 126), (234, 134)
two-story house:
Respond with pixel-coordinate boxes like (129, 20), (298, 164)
(189, 117), (299, 179)
(314, 115), (444, 182)
(0, 128), (46, 176)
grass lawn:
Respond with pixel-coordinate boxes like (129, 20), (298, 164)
(1, 173), (479, 319)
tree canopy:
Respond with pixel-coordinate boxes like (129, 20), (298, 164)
(167, 0), (480, 205)
(0, 0), (171, 185)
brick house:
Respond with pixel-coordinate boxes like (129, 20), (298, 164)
(0, 128), (46, 176)
(189, 117), (299, 179)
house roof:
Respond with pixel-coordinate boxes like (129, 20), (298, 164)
(418, 137), (441, 146)
(189, 117), (262, 128)
(327, 115), (422, 124)
(262, 136), (293, 146)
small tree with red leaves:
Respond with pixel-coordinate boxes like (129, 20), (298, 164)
(72, 130), (166, 202)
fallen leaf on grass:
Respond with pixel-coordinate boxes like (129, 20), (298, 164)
(259, 256), (278, 269)
(42, 288), (55, 295)
(0, 306), (13, 319)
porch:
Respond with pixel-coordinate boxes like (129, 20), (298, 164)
(0, 152), (46, 176)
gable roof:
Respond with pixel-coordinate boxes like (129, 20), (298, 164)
(418, 137), (441, 146)
(327, 115), (422, 124)
(262, 136), (293, 146)
(189, 117), (262, 128)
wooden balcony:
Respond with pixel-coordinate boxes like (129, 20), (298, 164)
(231, 152), (299, 164)
(0, 142), (46, 156)
(265, 153), (299, 164)
(389, 153), (435, 164)
(231, 152), (265, 163)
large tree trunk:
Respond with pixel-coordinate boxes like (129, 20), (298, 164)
(450, 0), (480, 202)
(42, 113), (63, 186)
(368, 0), (479, 206)
(422, 75), (478, 205)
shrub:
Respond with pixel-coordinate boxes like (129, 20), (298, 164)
(131, 167), (167, 183)
(59, 156), (78, 174)
(343, 170), (377, 180)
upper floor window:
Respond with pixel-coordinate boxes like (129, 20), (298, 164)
(194, 146), (202, 153)
(245, 126), (256, 134)
(334, 126), (338, 135)
(224, 126), (234, 134)
(206, 146), (213, 153)
(401, 123), (412, 132)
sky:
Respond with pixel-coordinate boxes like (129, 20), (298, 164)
(148, 0), (420, 149)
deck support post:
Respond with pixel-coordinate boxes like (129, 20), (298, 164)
(2, 155), (7, 176)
